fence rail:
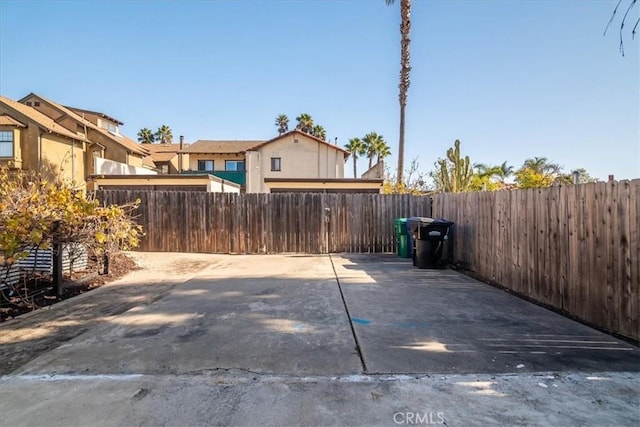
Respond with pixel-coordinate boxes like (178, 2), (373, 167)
(96, 190), (432, 254)
(433, 180), (639, 341)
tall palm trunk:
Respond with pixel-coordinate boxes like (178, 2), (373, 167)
(353, 156), (358, 178)
(397, 0), (411, 185)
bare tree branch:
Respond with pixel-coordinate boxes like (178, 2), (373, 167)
(605, 0), (638, 57)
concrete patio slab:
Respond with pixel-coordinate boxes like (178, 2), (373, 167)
(332, 253), (639, 375)
(15, 254), (362, 376)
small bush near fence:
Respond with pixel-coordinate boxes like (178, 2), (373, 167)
(0, 167), (143, 311)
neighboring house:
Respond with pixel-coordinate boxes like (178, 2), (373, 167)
(143, 139), (190, 174)
(18, 93), (152, 177)
(0, 95), (88, 186)
(182, 130), (381, 193)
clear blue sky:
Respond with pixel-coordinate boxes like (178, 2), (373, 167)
(1, 0), (638, 180)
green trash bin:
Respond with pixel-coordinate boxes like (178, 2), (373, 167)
(393, 218), (410, 258)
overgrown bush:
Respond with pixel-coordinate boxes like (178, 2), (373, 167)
(0, 167), (143, 299)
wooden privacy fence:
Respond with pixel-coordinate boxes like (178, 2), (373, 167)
(96, 190), (431, 254)
(433, 180), (639, 341)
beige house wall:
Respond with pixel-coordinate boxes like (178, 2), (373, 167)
(186, 152), (246, 171)
(40, 134), (86, 187)
(247, 133), (346, 193)
(0, 127), (23, 169)
(0, 102), (85, 186)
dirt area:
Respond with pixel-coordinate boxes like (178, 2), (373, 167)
(0, 252), (213, 376)
(1, 252), (138, 322)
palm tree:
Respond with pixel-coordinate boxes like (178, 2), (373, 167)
(362, 132), (386, 169)
(523, 157), (561, 175)
(387, 0), (412, 185)
(345, 137), (366, 178)
(377, 142), (391, 163)
(155, 125), (173, 144)
(137, 128), (155, 144)
(295, 113), (314, 134)
(498, 161), (514, 183)
(312, 125), (327, 141)
(275, 114), (289, 135)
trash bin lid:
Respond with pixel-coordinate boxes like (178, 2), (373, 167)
(409, 217), (434, 224)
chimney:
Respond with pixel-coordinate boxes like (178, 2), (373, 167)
(178, 135), (184, 173)
(608, 174), (614, 182)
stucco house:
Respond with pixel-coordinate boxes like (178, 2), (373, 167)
(0, 95), (90, 186)
(183, 130), (383, 193)
(143, 137), (190, 174)
(18, 93), (152, 177)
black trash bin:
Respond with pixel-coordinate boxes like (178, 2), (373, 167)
(411, 219), (454, 269)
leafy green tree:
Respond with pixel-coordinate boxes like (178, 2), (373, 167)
(345, 138), (366, 178)
(386, 0), (412, 184)
(470, 163), (503, 191)
(275, 114), (289, 135)
(312, 125), (327, 141)
(362, 132), (387, 169)
(514, 167), (555, 189)
(137, 128), (155, 144)
(295, 113), (314, 134)
(523, 157), (561, 175)
(556, 168), (599, 185)
(430, 140), (473, 193)
(515, 157), (563, 189)
(155, 125), (173, 144)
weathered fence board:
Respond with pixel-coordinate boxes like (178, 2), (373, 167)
(433, 180), (640, 341)
(96, 190), (431, 255)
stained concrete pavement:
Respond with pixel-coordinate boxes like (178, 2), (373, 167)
(0, 252), (638, 426)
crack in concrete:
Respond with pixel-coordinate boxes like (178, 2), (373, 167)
(328, 253), (368, 373)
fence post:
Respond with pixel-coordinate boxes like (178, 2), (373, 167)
(52, 220), (63, 297)
(102, 215), (109, 275)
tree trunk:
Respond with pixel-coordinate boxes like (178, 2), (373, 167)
(397, 105), (405, 184)
(353, 157), (358, 179)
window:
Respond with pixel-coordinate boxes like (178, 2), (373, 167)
(34, 101), (40, 107)
(97, 118), (119, 135)
(0, 131), (13, 157)
(197, 160), (214, 171)
(160, 164), (169, 174)
(225, 160), (245, 171)
(271, 157), (281, 171)
(25, 102), (32, 106)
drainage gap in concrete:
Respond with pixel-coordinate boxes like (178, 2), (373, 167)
(328, 254), (368, 373)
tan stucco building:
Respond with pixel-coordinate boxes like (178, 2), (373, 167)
(0, 93), (156, 189)
(182, 130), (381, 193)
(0, 96), (88, 186)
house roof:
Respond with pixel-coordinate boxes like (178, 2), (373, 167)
(149, 152), (178, 162)
(142, 155), (157, 169)
(64, 106), (124, 125)
(0, 96), (84, 141)
(250, 130), (350, 158)
(18, 93), (149, 157)
(184, 131), (350, 157)
(144, 143), (190, 163)
(144, 143), (189, 153)
(183, 140), (263, 154)
(0, 114), (26, 127)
